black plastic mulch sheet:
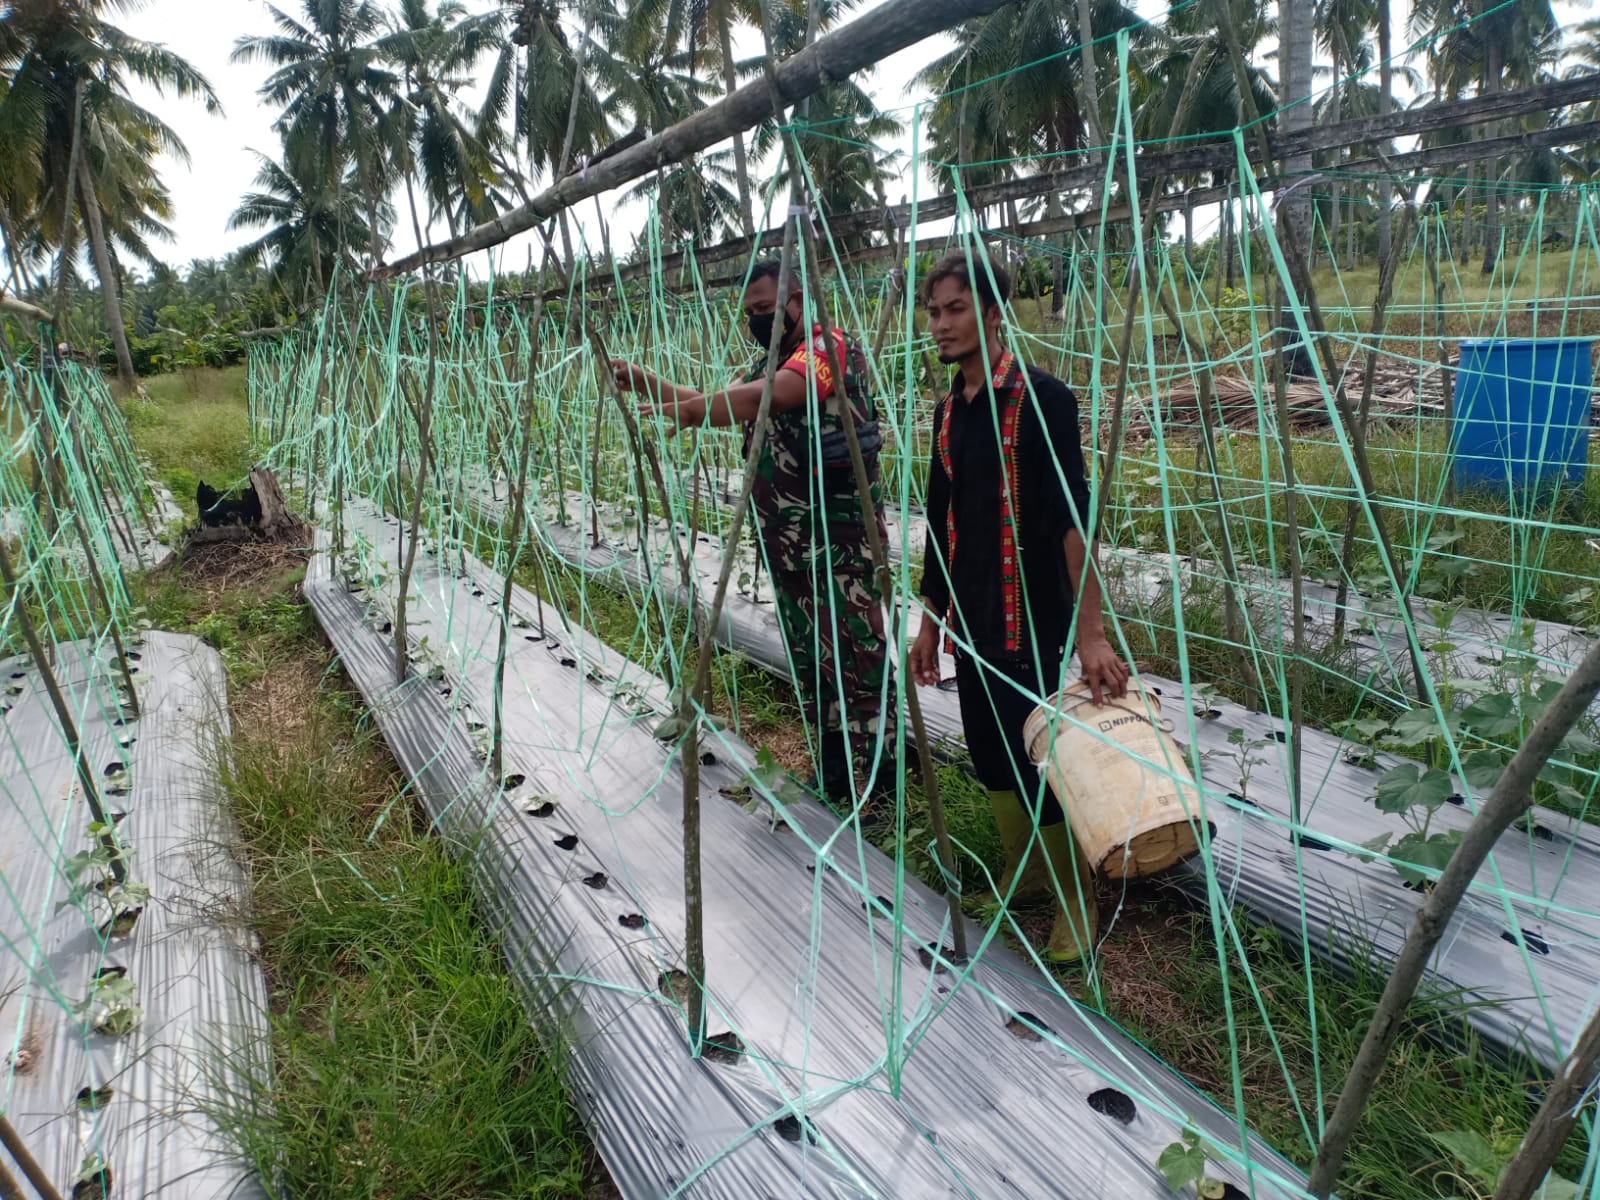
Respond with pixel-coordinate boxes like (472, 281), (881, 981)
(530, 514), (1600, 1077)
(307, 499), (1313, 1200)
(0, 633), (270, 1199)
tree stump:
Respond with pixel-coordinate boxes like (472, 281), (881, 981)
(184, 468), (308, 547)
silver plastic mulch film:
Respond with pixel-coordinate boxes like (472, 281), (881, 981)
(308, 499), (1313, 1200)
(0, 633), (271, 1200)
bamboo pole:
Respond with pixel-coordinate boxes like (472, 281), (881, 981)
(674, 222), (803, 1046)
(1491, 1004), (1600, 1200)
(0, 1117), (66, 1200)
(492, 301), (546, 782)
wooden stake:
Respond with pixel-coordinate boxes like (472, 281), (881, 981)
(1491, 1004), (1600, 1200)
(0, 1108), (69, 1200)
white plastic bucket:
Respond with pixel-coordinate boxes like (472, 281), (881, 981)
(1023, 682), (1205, 879)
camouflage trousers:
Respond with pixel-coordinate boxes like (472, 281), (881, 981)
(760, 514), (889, 770)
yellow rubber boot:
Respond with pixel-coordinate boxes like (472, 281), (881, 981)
(973, 789), (1053, 909)
(1039, 820), (1099, 965)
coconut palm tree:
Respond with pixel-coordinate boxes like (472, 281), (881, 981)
(1410, 0), (1561, 271)
(914, 0), (1147, 231)
(0, 0), (218, 387)
(229, 146), (386, 302)
(1131, 0), (1276, 285)
(489, 0), (611, 179)
(233, 0), (402, 267)
(621, 144), (742, 241)
(380, 0), (510, 235)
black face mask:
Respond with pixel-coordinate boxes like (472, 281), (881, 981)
(748, 309), (797, 348)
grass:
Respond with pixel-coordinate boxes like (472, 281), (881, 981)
(121, 370), (607, 1200)
(123, 366), (254, 519)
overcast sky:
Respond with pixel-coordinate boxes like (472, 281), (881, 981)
(118, 0), (1583, 274)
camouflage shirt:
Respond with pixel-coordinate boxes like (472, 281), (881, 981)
(741, 325), (882, 532)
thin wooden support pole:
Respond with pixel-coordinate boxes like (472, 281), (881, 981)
(0, 540), (124, 881)
(0, 1113), (68, 1200)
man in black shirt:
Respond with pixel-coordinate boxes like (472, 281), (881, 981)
(909, 250), (1129, 964)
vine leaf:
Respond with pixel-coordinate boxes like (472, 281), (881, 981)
(1461, 693), (1520, 740)
(1390, 830), (1463, 887)
(1374, 764), (1453, 815)
(1157, 1133), (1207, 1191)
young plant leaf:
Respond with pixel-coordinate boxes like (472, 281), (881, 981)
(1391, 706), (1444, 745)
(1428, 1130), (1501, 1189)
(1390, 830), (1463, 886)
(1157, 1137), (1208, 1192)
(1463, 749), (1507, 792)
(1461, 693), (1520, 739)
(1373, 764), (1453, 815)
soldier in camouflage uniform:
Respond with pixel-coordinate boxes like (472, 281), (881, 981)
(610, 260), (893, 806)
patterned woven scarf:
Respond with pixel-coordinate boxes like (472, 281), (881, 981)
(936, 350), (1024, 653)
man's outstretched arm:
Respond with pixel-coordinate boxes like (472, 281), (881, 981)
(612, 359), (808, 433)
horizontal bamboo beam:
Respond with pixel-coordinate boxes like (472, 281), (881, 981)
(602, 72), (1600, 291)
(0, 292), (53, 323)
(553, 115), (1600, 299)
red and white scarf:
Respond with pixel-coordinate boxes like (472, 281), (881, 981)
(936, 350), (1025, 654)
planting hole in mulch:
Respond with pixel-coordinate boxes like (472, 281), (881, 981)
(560, 657), (577, 668)
(703, 1032), (744, 1065)
(917, 944), (969, 973)
(1086, 1087), (1137, 1125)
(502, 774), (526, 791)
(618, 913), (647, 930)
(72, 1170), (111, 1200)
(1295, 832), (1334, 852)
(1502, 928), (1551, 955)
(93, 965), (127, 982)
(1005, 1012), (1049, 1042)
(103, 762), (126, 778)
(658, 969), (690, 1003)
(774, 1115), (817, 1145)
(581, 872), (608, 889)
(554, 833), (579, 851)
(524, 800), (556, 818)
(76, 1085), (114, 1110)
